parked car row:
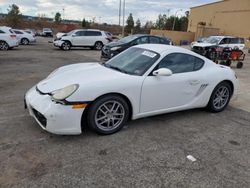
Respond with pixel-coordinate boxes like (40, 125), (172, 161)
(0, 26), (37, 50)
(53, 29), (173, 60)
(0, 26), (19, 50)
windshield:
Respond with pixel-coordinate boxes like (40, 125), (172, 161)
(204, 37), (221, 44)
(67, 30), (75, 36)
(119, 35), (139, 43)
(104, 47), (160, 76)
(43, 28), (51, 31)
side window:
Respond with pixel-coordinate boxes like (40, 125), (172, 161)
(220, 38), (230, 44)
(0, 30), (5, 34)
(239, 38), (244, 44)
(85, 31), (102, 36)
(160, 38), (169, 44)
(93, 31), (102, 36)
(14, 30), (23, 34)
(156, 53), (204, 74)
(230, 38), (244, 44)
(134, 37), (148, 45)
(149, 37), (160, 44)
(74, 31), (85, 36)
(229, 38), (239, 44)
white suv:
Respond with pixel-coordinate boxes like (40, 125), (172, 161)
(191, 36), (245, 54)
(54, 29), (110, 50)
(13, 29), (36, 45)
(0, 26), (19, 50)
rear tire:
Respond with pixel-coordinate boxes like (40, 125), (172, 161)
(236, 62), (243, 69)
(0, 41), (9, 50)
(225, 60), (231, 66)
(21, 38), (29, 45)
(61, 41), (71, 51)
(94, 41), (103, 50)
(207, 82), (232, 113)
(87, 95), (129, 135)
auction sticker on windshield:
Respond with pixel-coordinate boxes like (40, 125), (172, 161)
(142, 51), (157, 58)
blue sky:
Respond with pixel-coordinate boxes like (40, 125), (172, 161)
(0, 0), (220, 24)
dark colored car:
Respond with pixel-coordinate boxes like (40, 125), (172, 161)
(101, 34), (171, 59)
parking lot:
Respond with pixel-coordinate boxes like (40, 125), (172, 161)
(0, 37), (250, 187)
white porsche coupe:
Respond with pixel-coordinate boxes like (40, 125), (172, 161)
(25, 44), (238, 135)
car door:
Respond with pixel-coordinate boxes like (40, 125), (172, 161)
(72, 30), (86, 46)
(218, 37), (230, 48)
(140, 53), (205, 113)
(130, 36), (149, 46)
(228, 38), (245, 49)
(84, 31), (102, 46)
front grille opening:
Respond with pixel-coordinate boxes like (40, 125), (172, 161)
(32, 108), (47, 128)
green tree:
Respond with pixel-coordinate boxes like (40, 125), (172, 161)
(155, 14), (167, 29)
(155, 12), (189, 31)
(134, 18), (141, 33)
(144, 21), (154, 29)
(54, 12), (62, 23)
(5, 4), (22, 27)
(81, 18), (90, 28)
(125, 13), (134, 34)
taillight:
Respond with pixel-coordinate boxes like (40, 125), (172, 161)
(10, 34), (16, 39)
(106, 38), (112, 42)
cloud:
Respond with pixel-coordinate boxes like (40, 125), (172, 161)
(0, 0), (219, 24)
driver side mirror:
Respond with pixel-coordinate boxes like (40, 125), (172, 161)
(153, 68), (172, 76)
(72, 34), (76, 37)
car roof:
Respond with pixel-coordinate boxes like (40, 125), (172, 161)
(74, 29), (101, 32)
(209, 35), (241, 39)
(135, 44), (207, 60)
(127, 34), (170, 40)
(0, 26), (12, 31)
(135, 44), (190, 54)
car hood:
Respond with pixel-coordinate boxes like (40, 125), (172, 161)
(105, 41), (124, 48)
(37, 63), (126, 93)
(192, 42), (216, 48)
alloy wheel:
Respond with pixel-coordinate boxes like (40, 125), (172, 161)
(62, 42), (70, 50)
(95, 100), (125, 131)
(0, 41), (9, 50)
(95, 42), (103, 50)
(212, 86), (230, 110)
(22, 38), (29, 45)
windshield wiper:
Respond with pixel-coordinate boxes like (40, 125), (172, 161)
(103, 64), (129, 74)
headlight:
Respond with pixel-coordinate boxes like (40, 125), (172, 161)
(111, 46), (121, 51)
(51, 84), (79, 101)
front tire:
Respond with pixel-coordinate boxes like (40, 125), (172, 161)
(207, 82), (232, 112)
(88, 95), (129, 135)
(61, 41), (71, 50)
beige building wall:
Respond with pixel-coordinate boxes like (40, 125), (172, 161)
(188, 0), (250, 41)
(150, 30), (195, 45)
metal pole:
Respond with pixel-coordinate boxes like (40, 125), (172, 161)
(118, 0), (121, 26)
(172, 9), (182, 31)
(122, 0), (125, 37)
(172, 15), (176, 30)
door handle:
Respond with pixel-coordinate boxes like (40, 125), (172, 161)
(189, 80), (200, 86)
